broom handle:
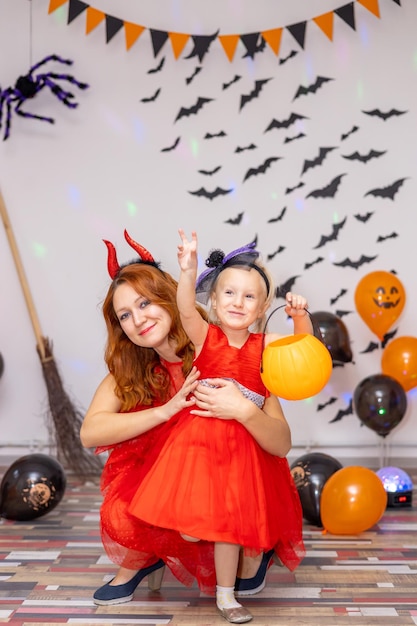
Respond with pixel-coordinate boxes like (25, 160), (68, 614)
(0, 188), (46, 359)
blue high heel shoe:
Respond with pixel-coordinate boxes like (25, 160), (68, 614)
(93, 559), (165, 605)
(234, 550), (276, 597)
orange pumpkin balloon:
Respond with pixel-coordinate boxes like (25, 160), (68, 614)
(320, 466), (387, 535)
(354, 271), (406, 340)
(381, 336), (417, 391)
(261, 333), (333, 400)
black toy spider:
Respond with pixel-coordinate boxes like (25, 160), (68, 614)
(0, 54), (89, 140)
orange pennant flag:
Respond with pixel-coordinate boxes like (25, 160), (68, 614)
(357, 0), (380, 18)
(261, 28), (283, 55)
(86, 7), (105, 35)
(48, 0), (68, 13)
(218, 34), (240, 62)
(124, 22), (145, 51)
(313, 11), (334, 41)
(169, 32), (190, 59)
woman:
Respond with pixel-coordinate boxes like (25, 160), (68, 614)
(80, 230), (286, 605)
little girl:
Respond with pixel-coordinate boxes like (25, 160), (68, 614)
(129, 230), (312, 624)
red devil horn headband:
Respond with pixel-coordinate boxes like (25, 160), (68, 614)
(103, 230), (158, 279)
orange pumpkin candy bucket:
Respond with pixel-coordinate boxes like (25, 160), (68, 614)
(260, 306), (333, 400)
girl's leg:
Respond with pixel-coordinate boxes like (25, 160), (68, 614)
(215, 543), (253, 623)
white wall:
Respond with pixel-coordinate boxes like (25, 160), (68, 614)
(0, 0), (416, 466)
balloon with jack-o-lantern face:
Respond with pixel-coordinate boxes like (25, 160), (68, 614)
(354, 271), (406, 340)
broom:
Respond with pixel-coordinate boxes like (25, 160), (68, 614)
(0, 187), (103, 479)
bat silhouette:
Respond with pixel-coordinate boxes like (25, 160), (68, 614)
(266, 246), (285, 261)
(334, 309), (352, 318)
(284, 132), (306, 143)
(285, 182), (305, 194)
(317, 397), (337, 411)
(240, 79), (271, 110)
(140, 88), (161, 103)
(265, 113), (308, 132)
(204, 130), (227, 139)
(267, 207), (287, 222)
(381, 329), (398, 348)
(304, 256), (324, 269)
(306, 174), (345, 199)
(279, 49), (298, 65)
(360, 341), (379, 354)
(293, 76), (333, 100)
(330, 289), (347, 305)
(188, 186), (233, 200)
(225, 212), (244, 225)
(362, 108), (407, 121)
(329, 399), (353, 423)
(342, 149), (386, 163)
(314, 217), (347, 248)
(186, 66), (202, 85)
(223, 75), (242, 90)
(365, 178), (406, 200)
(175, 97), (213, 122)
(235, 144), (257, 153)
(148, 57), (165, 74)
(302, 147), (336, 175)
(275, 276), (300, 298)
(341, 125), (359, 140)
(161, 137), (180, 152)
(354, 211), (374, 223)
(333, 254), (377, 269)
(198, 166), (221, 176)
(243, 156), (281, 182)
(377, 232), (398, 242)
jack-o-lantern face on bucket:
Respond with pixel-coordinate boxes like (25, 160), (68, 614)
(355, 271), (406, 340)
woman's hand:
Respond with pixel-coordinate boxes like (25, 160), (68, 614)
(162, 366), (200, 419)
(191, 378), (250, 420)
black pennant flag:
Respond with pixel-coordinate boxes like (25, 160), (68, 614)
(68, 0), (87, 24)
(335, 3), (356, 30)
(240, 33), (261, 59)
(106, 15), (124, 43)
(286, 21), (307, 49)
(150, 30), (169, 57)
(185, 30), (219, 62)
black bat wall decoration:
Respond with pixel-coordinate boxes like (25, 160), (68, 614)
(198, 166), (221, 176)
(225, 212), (244, 225)
(364, 178), (407, 200)
(342, 149), (386, 163)
(313, 217), (347, 249)
(240, 78), (271, 110)
(204, 130), (227, 139)
(293, 76), (334, 101)
(140, 88), (161, 103)
(175, 97), (213, 122)
(317, 397), (337, 411)
(223, 75), (242, 90)
(275, 276), (300, 297)
(235, 144), (257, 153)
(306, 174), (345, 199)
(279, 49), (298, 65)
(330, 289), (347, 305)
(333, 254), (377, 269)
(381, 329), (398, 348)
(377, 232), (398, 242)
(362, 108), (407, 121)
(243, 156), (281, 182)
(301, 147), (336, 174)
(334, 309), (352, 318)
(265, 113), (308, 132)
(161, 136), (180, 152)
(304, 256), (324, 269)
(188, 186), (233, 200)
(186, 66), (202, 85)
(148, 57), (165, 74)
(284, 132), (306, 143)
(360, 341), (379, 353)
(267, 206), (287, 222)
(341, 125), (359, 140)
(266, 246), (285, 261)
(329, 399), (353, 423)
(354, 211), (373, 222)
(285, 181), (305, 194)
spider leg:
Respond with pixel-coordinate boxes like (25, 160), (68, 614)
(15, 98), (55, 124)
(28, 54), (73, 76)
(1, 97), (14, 140)
(47, 72), (89, 91)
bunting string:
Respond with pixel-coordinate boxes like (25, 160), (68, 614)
(47, 0), (401, 61)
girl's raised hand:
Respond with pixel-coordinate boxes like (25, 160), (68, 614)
(177, 229), (198, 272)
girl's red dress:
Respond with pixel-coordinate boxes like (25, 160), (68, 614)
(129, 325), (305, 571)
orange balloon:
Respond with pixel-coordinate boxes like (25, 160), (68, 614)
(381, 336), (417, 391)
(354, 271), (406, 340)
(320, 466), (387, 535)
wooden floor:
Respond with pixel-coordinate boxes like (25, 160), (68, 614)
(0, 466), (416, 626)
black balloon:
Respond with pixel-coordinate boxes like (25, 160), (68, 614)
(311, 311), (353, 364)
(290, 452), (343, 526)
(0, 453), (66, 521)
(353, 374), (407, 438)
